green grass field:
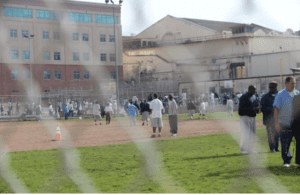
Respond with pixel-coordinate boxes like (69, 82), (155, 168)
(1, 112), (298, 193)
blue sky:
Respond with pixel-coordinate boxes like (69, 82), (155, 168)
(76, 0), (300, 36)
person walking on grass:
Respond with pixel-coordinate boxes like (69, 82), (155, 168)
(104, 103), (113, 125)
(274, 76), (299, 168)
(150, 93), (164, 138)
(260, 81), (279, 153)
(127, 99), (138, 126)
(93, 101), (102, 125)
(238, 85), (260, 155)
(187, 100), (196, 120)
(199, 100), (207, 119)
(227, 98), (234, 116)
(140, 99), (150, 126)
(291, 88), (300, 170)
(168, 93), (178, 136)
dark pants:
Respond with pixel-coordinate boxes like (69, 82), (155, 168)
(65, 113), (69, 120)
(106, 112), (111, 124)
(280, 125), (293, 164)
(69, 110), (73, 117)
(266, 122), (280, 151)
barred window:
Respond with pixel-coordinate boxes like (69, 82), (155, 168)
(22, 50), (30, 60)
(53, 32), (60, 40)
(43, 52), (50, 60)
(11, 50), (18, 59)
(43, 31), (49, 39)
(44, 70), (51, 80)
(55, 70), (61, 80)
(73, 71), (80, 80)
(54, 52), (60, 60)
(11, 70), (18, 79)
(22, 30), (28, 38)
(73, 53), (79, 61)
(73, 33), (79, 41)
(100, 34), (106, 42)
(110, 54), (116, 62)
(83, 33), (89, 41)
(84, 71), (90, 80)
(109, 35), (115, 42)
(100, 53), (106, 61)
(10, 29), (17, 38)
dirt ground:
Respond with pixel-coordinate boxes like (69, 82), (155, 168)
(0, 118), (264, 153)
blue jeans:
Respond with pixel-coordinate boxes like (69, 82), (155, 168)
(65, 113), (69, 120)
(280, 125), (293, 164)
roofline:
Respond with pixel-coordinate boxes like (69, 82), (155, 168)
(172, 16), (217, 33)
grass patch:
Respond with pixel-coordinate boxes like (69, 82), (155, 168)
(3, 123), (298, 193)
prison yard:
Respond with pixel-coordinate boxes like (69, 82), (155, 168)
(0, 112), (297, 193)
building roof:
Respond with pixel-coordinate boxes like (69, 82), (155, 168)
(180, 18), (244, 32)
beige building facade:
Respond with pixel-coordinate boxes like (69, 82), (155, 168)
(123, 15), (300, 97)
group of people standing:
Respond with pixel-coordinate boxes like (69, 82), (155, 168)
(239, 76), (300, 168)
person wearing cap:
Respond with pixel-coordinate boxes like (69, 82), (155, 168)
(260, 81), (279, 152)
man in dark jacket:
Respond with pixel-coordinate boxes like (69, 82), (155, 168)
(238, 85), (260, 154)
(260, 81), (279, 152)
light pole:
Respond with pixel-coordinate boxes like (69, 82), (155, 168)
(105, 0), (122, 116)
(24, 34), (34, 98)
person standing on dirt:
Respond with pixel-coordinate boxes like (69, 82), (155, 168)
(199, 100), (207, 119)
(140, 99), (150, 126)
(238, 85), (260, 155)
(168, 93), (178, 136)
(260, 81), (279, 152)
(274, 76), (299, 168)
(93, 101), (102, 125)
(187, 100), (196, 120)
(150, 93), (164, 138)
(127, 99), (138, 126)
(104, 103), (113, 125)
(16, 102), (19, 115)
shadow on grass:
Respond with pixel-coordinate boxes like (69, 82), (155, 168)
(183, 151), (270, 161)
(268, 165), (300, 176)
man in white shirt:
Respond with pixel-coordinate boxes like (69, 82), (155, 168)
(93, 101), (102, 125)
(113, 100), (117, 117)
(150, 93), (164, 138)
(199, 101), (207, 119)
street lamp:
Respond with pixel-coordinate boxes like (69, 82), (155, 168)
(24, 34), (34, 98)
(105, 0), (122, 116)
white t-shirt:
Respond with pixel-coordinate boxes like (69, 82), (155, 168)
(105, 106), (113, 112)
(93, 104), (100, 115)
(113, 103), (117, 110)
(211, 93), (214, 100)
(227, 100), (233, 108)
(200, 102), (206, 111)
(150, 99), (163, 118)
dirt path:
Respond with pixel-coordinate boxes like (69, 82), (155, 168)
(0, 118), (264, 152)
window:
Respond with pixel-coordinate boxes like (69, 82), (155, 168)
(82, 33), (89, 41)
(43, 70), (51, 80)
(110, 71), (116, 79)
(12, 89), (19, 93)
(109, 35), (115, 42)
(36, 10), (62, 20)
(43, 52), (50, 60)
(22, 50), (30, 60)
(95, 15), (118, 24)
(3, 7), (32, 18)
(73, 33), (79, 41)
(100, 53), (106, 61)
(73, 71), (80, 80)
(84, 71), (90, 80)
(43, 31), (49, 39)
(73, 52), (79, 61)
(100, 34), (106, 42)
(54, 70), (61, 80)
(11, 50), (18, 59)
(229, 63), (246, 79)
(11, 70), (18, 79)
(53, 32), (60, 40)
(83, 53), (89, 61)
(23, 70), (31, 79)
(68, 12), (91, 23)
(22, 30), (28, 38)
(142, 41), (147, 47)
(10, 29), (17, 38)
(54, 52), (60, 60)
(110, 54), (116, 62)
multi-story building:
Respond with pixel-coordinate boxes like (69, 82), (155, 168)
(0, 0), (123, 96)
(123, 15), (300, 97)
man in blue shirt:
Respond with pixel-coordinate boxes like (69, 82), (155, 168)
(238, 85), (260, 154)
(127, 99), (138, 126)
(274, 76), (299, 168)
(261, 81), (279, 152)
